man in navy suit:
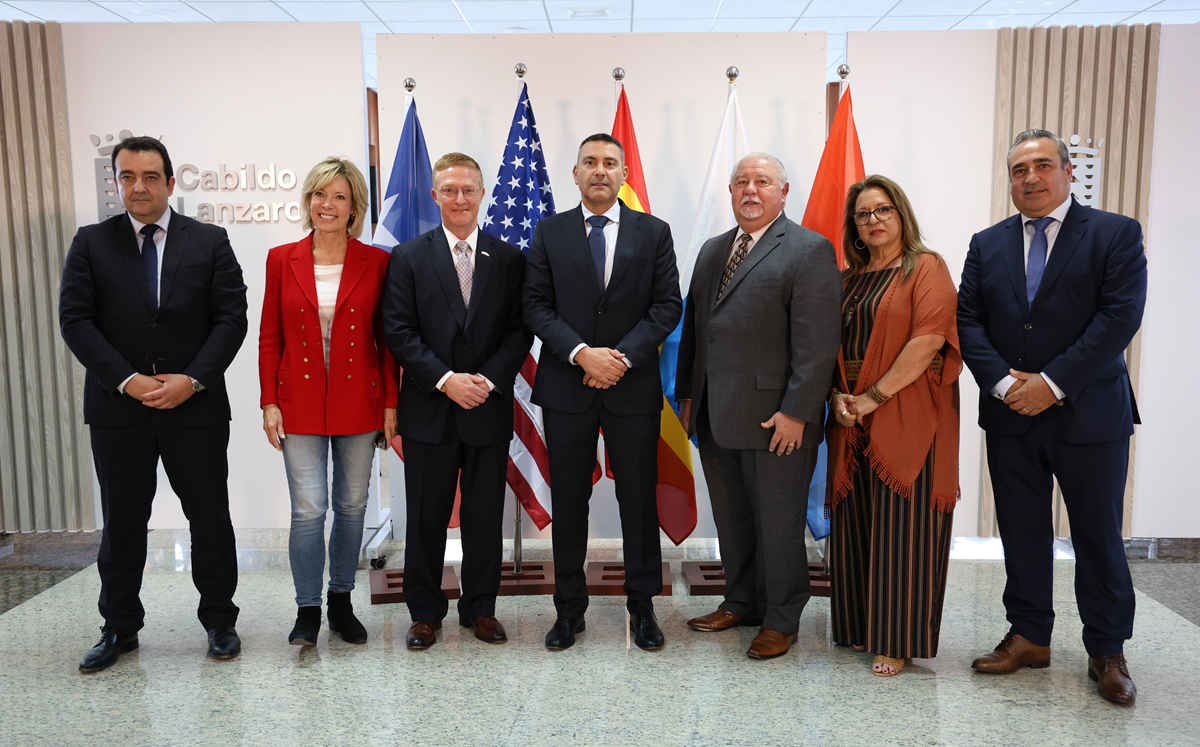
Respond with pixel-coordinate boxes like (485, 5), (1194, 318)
(958, 129), (1146, 704)
(524, 133), (682, 651)
(59, 136), (248, 672)
(384, 152), (532, 650)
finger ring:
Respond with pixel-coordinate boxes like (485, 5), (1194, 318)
(1022, 407), (1029, 413)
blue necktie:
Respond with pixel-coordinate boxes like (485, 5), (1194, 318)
(587, 215), (609, 295)
(1025, 216), (1054, 305)
(140, 223), (158, 310)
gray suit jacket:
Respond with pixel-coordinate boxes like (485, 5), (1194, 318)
(675, 212), (841, 450)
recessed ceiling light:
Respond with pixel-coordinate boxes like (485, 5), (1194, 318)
(566, 8), (612, 19)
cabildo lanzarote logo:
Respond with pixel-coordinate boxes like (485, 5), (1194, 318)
(91, 130), (302, 225)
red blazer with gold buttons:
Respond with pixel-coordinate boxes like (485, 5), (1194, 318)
(259, 234), (398, 435)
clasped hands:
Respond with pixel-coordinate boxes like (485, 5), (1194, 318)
(125, 373), (194, 410)
(444, 373), (490, 409)
(577, 346), (628, 389)
(1002, 369), (1063, 416)
(831, 392), (880, 428)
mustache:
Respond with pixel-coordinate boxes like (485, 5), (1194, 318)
(739, 196), (763, 206)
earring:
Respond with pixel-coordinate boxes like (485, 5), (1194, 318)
(854, 238), (867, 250)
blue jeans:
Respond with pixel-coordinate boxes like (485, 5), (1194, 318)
(282, 432), (376, 608)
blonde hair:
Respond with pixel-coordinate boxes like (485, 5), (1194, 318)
(300, 157), (370, 239)
(841, 174), (939, 281)
(432, 152), (484, 185)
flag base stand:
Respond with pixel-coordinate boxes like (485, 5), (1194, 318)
(585, 562), (673, 596)
(681, 561), (831, 597)
(497, 561), (555, 595)
(369, 565), (460, 605)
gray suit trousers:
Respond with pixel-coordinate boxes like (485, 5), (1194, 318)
(697, 402), (815, 634)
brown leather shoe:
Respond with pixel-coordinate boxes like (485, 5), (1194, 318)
(461, 616), (507, 644)
(405, 621), (441, 650)
(1089, 654), (1137, 705)
(971, 632), (1051, 674)
(747, 628), (796, 660)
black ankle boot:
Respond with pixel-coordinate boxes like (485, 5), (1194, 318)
(289, 606), (321, 646)
(327, 591), (367, 643)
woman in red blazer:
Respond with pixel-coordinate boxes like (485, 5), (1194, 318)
(258, 157), (398, 646)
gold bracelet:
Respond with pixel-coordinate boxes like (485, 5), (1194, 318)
(867, 384), (891, 405)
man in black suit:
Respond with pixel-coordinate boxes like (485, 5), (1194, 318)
(59, 136), (248, 672)
(959, 130), (1146, 704)
(384, 152), (532, 650)
(524, 133), (682, 651)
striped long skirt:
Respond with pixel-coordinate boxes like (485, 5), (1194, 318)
(828, 440), (954, 659)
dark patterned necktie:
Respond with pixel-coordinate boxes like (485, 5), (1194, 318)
(717, 232), (752, 300)
(587, 215), (609, 294)
(140, 224), (158, 310)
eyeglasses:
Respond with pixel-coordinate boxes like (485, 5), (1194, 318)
(852, 205), (897, 225)
(437, 186), (481, 199)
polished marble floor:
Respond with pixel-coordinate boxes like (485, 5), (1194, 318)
(1, 532), (1198, 747)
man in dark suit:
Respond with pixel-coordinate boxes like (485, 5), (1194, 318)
(524, 133), (682, 651)
(958, 129), (1146, 704)
(59, 136), (248, 672)
(675, 153), (841, 660)
(384, 152), (532, 650)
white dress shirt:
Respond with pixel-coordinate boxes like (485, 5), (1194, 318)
(435, 224), (495, 393)
(568, 201), (631, 368)
(117, 210), (170, 394)
(726, 220), (773, 262)
(990, 196), (1071, 402)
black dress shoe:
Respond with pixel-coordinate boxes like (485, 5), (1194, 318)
(79, 627), (139, 673)
(545, 617), (585, 650)
(630, 610), (665, 651)
(207, 627), (242, 659)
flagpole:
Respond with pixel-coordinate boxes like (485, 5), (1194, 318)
(511, 61), (527, 577)
(612, 67), (624, 109)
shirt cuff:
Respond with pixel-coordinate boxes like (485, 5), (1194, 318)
(1040, 372), (1066, 401)
(991, 375), (1017, 400)
(483, 376), (495, 392)
(569, 343), (586, 365)
(621, 356), (632, 369)
(435, 370), (454, 393)
(117, 373), (137, 395)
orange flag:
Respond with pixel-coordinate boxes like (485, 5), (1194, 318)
(801, 87), (865, 268)
(611, 85), (698, 546)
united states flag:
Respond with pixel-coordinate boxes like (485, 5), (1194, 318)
(483, 83), (555, 528)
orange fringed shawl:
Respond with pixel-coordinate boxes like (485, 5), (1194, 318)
(826, 253), (962, 513)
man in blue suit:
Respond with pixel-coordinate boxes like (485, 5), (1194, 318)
(958, 129), (1146, 704)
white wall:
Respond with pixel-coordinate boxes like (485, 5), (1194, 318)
(376, 32), (828, 540)
(1132, 23), (1200, 537)
(63, 22), (367, 528)
(848, 30), (999, 536)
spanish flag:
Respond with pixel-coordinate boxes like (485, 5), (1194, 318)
(612, 86), (697, 545)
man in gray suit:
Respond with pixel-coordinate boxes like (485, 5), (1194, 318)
(675, 152), (841, 660)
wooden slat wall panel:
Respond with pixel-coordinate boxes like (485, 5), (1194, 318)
(982, 23), (1160, 539)
(0, 21), (90, 533)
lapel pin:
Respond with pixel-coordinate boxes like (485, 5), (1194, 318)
(481, 251), (490, 257)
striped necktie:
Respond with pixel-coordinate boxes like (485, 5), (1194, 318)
(717, 232), (753, 300)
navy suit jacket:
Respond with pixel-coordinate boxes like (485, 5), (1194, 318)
(957, 199), (1146, 443)
(384, 228), (532, 446)
(59, 210), (248, 428)
(523, 201), (682, 416)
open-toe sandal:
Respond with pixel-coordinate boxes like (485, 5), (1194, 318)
(872, 655), (907, 677)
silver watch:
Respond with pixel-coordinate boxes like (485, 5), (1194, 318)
(188, 376), (205, 392)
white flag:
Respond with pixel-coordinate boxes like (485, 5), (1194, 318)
(679, 84), (750, 293)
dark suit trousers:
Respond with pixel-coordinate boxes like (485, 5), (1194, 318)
(544, 402), (662, 617)
(986, 417), (1134, 656)
(90, 416), (239, 635)
(401, 434), (508, 623)
(697, 397), (815, 634)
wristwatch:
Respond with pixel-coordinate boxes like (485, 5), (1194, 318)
(188, 376), (206, 393)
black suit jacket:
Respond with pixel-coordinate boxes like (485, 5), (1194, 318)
(958, 199), (1146, 443)
(384, 228), (532, 446)
(58, 210), (248, 428)
(523, 201), (682, 416)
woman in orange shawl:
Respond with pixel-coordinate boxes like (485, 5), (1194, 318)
(826, 175), (961, 677)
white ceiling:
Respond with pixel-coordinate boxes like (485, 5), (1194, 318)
(2, 0), (1198, 85)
